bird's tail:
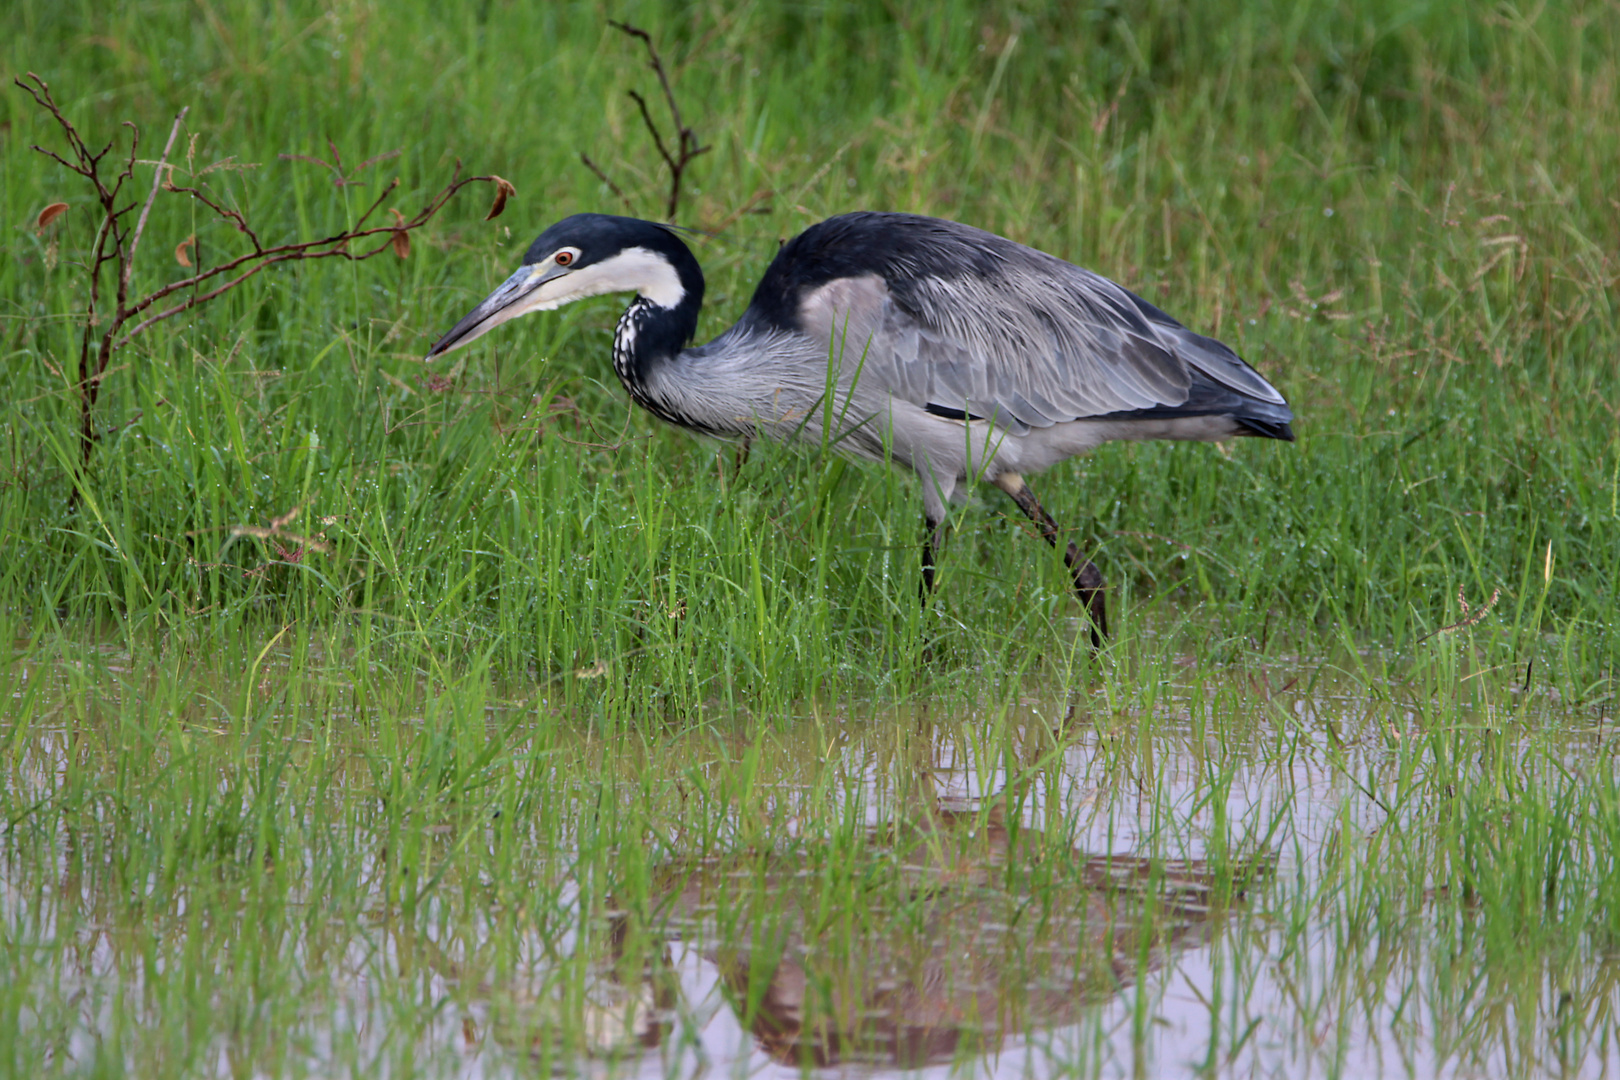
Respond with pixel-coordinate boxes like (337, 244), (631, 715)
(1235, 416), (1296, 441)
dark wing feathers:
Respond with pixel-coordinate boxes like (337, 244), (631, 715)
(762, 212), (1287, 434)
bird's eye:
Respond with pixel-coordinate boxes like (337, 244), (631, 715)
(555, 251), (574, 266)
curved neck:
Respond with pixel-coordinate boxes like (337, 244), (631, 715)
(611, 241), (704, 419)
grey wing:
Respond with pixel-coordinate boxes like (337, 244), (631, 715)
(874, 252), (1285, 436)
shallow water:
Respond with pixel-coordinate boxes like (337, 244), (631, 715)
(476, 701), (1616, 1079)
(4, 649), (1617, 1078)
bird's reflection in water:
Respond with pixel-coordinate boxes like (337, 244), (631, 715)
(573, 797), (1261, 1071)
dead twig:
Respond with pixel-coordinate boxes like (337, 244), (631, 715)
(122, 109), (186, 302)
(579, 152), (635, 215)
(1417, 585), (1502, 643)
(606, 20), (709, 220)
(18, 72), (515, 481)
(228, 506), (334, 580)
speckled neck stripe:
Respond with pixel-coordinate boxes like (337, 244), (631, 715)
(613, 297), (703, 431)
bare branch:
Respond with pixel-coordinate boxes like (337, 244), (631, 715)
(626, 89), (678, 178)
(349, 176), (401, 231)
(607, 21), (690, 149)
(29, 143), (87, 177)
(579, 153), (634, 214)
(121, 107), (188, 303)
(17, 74), (97, 178)
(606, 21), (710, 220)
(162, 176), (258, 244)
(703, 187), (776, 234)
(18, 74), (506, 480)
(114, 167), (494, 348)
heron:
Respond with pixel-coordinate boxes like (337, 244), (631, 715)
(427, 212), (1294, 644)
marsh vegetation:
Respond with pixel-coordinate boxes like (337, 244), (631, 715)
(3, 1), (1617, 1076)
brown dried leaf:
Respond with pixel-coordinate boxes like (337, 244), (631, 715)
(175, 235), (196, 268)
(387, 208), (410, 258)
(36, 202), (69, 233)
(484, 175), (517, 221)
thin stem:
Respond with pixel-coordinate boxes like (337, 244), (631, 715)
(121, 107), (188, 302)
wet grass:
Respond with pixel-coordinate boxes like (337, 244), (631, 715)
(5, 632), (1618, 1076)
(3, 0), (1619, 1076)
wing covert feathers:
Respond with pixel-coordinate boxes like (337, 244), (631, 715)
(763, 213), (1289, 435)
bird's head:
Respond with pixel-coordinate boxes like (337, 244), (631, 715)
(427, 213), (700, 358)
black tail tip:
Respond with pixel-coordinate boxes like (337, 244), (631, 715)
(1236, 418), (1296, 442)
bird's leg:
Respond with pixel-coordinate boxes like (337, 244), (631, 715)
(716, 436), (752, 492)
(995, 472), (1108, 647)
(919, 512), (946, 603)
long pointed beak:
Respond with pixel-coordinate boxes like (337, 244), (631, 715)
(426, 262), (567, 359)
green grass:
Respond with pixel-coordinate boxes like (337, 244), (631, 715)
(3, 1), (1619, 1076)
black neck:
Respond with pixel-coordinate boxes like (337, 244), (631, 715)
(611, 238), (704, 420)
